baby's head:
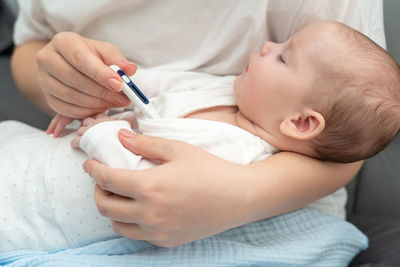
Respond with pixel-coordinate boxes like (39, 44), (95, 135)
(234, 21), (400, 163)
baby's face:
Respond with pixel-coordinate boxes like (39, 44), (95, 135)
(234, 21), (342, 135)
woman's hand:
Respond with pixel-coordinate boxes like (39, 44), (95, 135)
(70, 113), (115, 148)
(36, 31), (137, 118)
(83, 130), (361, 248)
(83, 129), (254, 247)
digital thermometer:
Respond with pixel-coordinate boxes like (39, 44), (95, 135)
(109, 65), (160, 119)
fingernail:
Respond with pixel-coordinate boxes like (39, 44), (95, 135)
(108, 78), (123, 92)
(118, 60), (137, 72)
(127, 62), (137, 68)
(118, 59), (133, 65)
(119, 129), (135, 138)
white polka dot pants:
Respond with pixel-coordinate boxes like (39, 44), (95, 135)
(0, 121), (117, 252)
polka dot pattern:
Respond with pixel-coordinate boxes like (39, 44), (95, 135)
(0, 121), (116, 252)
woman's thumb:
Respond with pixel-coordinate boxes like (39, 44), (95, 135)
(91, 39), (137, 76)
(118, 129), (179, 162)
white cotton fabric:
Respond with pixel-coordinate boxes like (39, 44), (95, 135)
(0, 120), (124, 252)
(0, 121), (107, 251)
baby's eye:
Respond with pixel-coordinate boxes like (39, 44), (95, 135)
(279, 54), (285, 64)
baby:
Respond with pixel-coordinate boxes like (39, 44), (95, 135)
(0, 20), (399, 252)
(54, 20), (400, 163)
(230, 20), (400, 163)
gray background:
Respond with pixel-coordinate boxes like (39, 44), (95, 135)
(384, 0), (400, 64)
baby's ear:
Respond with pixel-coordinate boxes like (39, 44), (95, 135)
(279, 110), (325, 140)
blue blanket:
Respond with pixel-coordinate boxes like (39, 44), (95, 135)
(0, 208), (367, 267)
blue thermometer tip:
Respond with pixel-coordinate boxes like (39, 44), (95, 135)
(109, 65), (160, 119)
(116, 69), (149, 104)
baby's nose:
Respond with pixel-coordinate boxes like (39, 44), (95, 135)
(260, 41), (275, 56)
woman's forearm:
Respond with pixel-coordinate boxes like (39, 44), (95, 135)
(241, 152), (362, 223)
(11, 41), (54, 115)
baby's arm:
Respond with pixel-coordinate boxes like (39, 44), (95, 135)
(72, 112), (155, 170)
(70, 113), (116, 148)
(48, 110), (137, 139)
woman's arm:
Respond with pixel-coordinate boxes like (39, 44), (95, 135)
(83, 131), (361, 247)
(241, 152), (361, 223)
(11, 41), (53, 115)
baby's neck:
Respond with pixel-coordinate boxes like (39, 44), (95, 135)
(185, 106), (283, 149)
(184, 106), (239, 124)
(185, 106), (315, 156)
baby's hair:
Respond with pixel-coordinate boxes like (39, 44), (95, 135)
(309, 21), (400, 163)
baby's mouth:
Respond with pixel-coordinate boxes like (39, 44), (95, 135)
(243, 65), (249, 73)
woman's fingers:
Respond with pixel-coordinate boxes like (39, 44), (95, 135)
(52, 33), (124, 92)
(36, 32), (136, 118)
(45, 93), (105, 118)
(39, 69), (129, 111)
(83, 159), (151, 198)
(110, 221), (149, 241)
(118, 129), (184, 162)
(89, 38), (137, 76)
(94, 186), (174, 245)
(38, 50), (130, 107)
(94, 185), (141, 224)
(54, 32), (137, 91)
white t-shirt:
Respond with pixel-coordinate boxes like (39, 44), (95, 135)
(14, 0), (386, 76)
